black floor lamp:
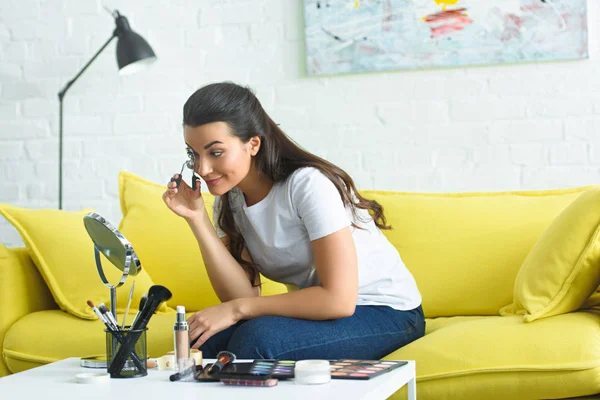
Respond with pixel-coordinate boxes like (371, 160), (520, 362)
(57, 9), (157, 209)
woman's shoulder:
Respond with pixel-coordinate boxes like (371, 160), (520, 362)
(286, 166), (330, 187)
(284, 166), (339, 204)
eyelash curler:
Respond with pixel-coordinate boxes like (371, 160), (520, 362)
(171, 159), (201, 191)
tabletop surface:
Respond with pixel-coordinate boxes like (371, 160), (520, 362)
(0, 358), (415, 400)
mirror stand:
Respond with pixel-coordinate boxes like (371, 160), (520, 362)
(93, 245), (133, 319)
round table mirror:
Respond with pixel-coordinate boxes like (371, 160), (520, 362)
(83, 212), (141, 318)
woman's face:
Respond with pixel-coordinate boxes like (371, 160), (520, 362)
(183, 121), (260, 196)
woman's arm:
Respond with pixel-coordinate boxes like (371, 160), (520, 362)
(234, 226), (358, 320)
(187, 211), (260, 302)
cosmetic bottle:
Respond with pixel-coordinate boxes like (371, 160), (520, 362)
(174, 305), (190, 368)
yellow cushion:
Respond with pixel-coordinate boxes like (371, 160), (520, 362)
(118, 171), (287, 312)
(500, 186), (600, 322)
(362, 186), (592, 317)
(386, 311), (600, 400)
(0, 205), (163, 320)
(584, 288), (600, 309)
(0, 245), (56, 376)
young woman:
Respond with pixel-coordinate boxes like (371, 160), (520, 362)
(163, 82), (424, 360)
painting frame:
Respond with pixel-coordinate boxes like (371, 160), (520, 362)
(303, 0), (589, 76)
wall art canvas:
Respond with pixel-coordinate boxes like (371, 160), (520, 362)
(303, 0), (589, 76)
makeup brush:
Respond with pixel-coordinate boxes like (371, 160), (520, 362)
(131, 293), (147, 328)
(122, 281), (135, 328)
(99, 302), (120, 375)
(98, 303), (118, 330)
(87, 300), (113, 331)
(131, 285), (173, 331)
(208, 351), (236, 375)
(109, 285), (172, 375)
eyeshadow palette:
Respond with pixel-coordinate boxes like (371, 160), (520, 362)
(328, 359), (407, 380)
(194, 360), (295, 382)
(195, 359), (407, 382)
(242, 359), (296, 380)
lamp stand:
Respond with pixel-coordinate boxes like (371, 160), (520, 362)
(57, 33), (116, 210)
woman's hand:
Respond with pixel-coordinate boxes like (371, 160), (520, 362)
(188, 300), (243, 349)
(163, 173), (206, 221)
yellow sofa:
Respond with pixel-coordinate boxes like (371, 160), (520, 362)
(1, 171), (599, 400)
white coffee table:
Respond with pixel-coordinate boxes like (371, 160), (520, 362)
(0, 358), (416, 400)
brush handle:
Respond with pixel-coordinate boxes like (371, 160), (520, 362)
(108, 301), (157, 375)
(122, 282), (135, 328)
(107, 328), (147, 376)
(109, 329), (146, 372)
(110, 286), (172, 376)
(94, 306), (145, 371)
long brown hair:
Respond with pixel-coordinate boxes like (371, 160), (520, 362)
(183, 82), (390, 287)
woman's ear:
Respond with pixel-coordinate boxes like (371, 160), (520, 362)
(248, 136), (261, 156)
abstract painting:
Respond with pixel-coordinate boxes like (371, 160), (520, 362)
(303, 0), (588, 76)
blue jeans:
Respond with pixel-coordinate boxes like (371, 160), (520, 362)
(196, 305), (425, 360)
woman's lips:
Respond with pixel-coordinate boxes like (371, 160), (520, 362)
(205, 177), (222, 186)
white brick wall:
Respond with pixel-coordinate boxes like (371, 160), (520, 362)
(1, 0), (600, 247)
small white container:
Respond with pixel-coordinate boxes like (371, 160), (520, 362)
(294, 360), (331, 385)
(74, 372), (110, 384)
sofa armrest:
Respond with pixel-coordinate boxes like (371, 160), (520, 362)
(0, 244), (57, 376)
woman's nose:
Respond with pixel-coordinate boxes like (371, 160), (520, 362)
(197, 158), (212, 176)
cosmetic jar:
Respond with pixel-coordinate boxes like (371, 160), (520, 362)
(169, 358), (196, 382)
(157, 354), (176, 370)
(190, 349), (203, 365)
(294, 360), (331, 385)
(74, 372), (110, 384)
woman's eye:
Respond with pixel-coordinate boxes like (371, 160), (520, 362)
(211, 151), (223, 157)
(186, 148), (197, 160)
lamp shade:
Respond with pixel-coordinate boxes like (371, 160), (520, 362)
(114, 12), (157, 75)
(57, 9), (157, 210)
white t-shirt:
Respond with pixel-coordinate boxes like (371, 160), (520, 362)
(212, 167), (422, 311)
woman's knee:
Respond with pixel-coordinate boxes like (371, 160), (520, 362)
(226, 317), (286, 359)
(198, 322), (240, 358)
